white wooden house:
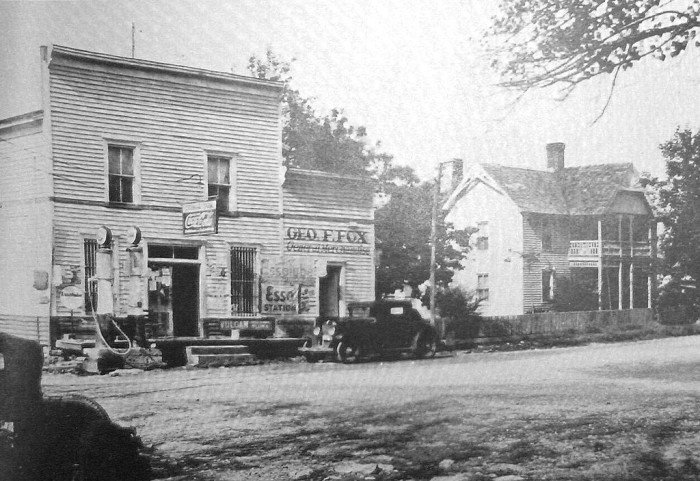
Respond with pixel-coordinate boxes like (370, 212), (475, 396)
(0, 45), (375, 345)
(444, 143), (655, 316)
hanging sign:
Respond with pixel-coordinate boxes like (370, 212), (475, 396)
(182, 200), (217, 235)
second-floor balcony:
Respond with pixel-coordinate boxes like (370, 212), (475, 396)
(569, 240), (651, 261)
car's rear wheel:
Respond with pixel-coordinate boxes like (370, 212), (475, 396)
(336, 341), (361, 364)
(414, 332), (437, 359)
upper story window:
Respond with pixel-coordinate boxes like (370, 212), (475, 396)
(541, 218), (553, 252)
(108, 145), (135, 203)
(207, 156), (231, 212)
(477, 273), (489, 301)
(476, 221), (489, 251)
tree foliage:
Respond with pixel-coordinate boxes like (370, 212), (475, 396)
(249, 50), (472, 300)
(374, 181), (475, 300)
(488, 0), (700, 97)
(641, 128), (700, 311)
(435, 287), (482, 339)
(551, 276), (598, 312)
(248, 49), (406, 181)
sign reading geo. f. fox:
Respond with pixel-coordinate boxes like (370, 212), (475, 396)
(182, 199), (218, 235)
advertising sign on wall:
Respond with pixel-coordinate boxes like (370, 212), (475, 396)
(182, 199), (217, 235)
(260, 256), (318, 283)
(260, 256), (320, 316)
(261, 284), (299, 314)
(284, 226), (371, 256)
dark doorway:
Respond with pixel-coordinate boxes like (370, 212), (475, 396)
(172, 264), (199, 337)
(319, 265), (342, 317)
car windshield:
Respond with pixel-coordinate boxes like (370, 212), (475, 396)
(348, 306), (370, 318)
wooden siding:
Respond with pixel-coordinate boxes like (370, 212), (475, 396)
(47, 51), (285, 322)
(49, 58), (282, 214)
(445, 179), (524, 316)
(522, 214), (571, 311)
(0, 126), (47, 202)
(0, 315), (50, 345)
(0, 123), (53, 337)
(281, 219), (375, 307)
(51, 202), (282, 318)
(283, 175), (374, 221)
(282, 176), (375, 309)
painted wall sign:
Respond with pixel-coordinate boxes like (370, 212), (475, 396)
(182, 199), (218, 235)
(260, 256), (318, 283)
(284, 226), (371, 256)
(261, 284), (299, 314)
(298, 285), (317, 314)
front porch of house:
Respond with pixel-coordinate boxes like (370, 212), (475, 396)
(566, 215), (655, 310)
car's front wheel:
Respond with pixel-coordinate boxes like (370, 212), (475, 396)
(336, 341), (361, 364)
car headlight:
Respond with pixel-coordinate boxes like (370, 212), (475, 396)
(313, 326), (321, 336)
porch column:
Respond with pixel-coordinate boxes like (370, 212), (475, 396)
(598, 218), (603, 310)
(648, 220), (657, 308)
(629, 216), (634, 309)
(618, 215), (623, 310)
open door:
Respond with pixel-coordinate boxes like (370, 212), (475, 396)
(319, 265), (342, 318)
(148, 260), (200, 337)
(172, 264), (199, 337)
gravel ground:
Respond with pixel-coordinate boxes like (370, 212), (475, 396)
(42, 335), (700, 480)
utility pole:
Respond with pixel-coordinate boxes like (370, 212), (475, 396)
(131, 23), (136, 58)
(429, 163), (444, 327)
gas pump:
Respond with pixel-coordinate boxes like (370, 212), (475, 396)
(83, 226), (137, 374)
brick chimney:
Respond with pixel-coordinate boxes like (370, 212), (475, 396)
(546, 142), (565, 172)
(440, 158), (464, 194)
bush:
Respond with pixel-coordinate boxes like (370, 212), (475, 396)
(436, 287), (482, 339)
(551, 276), (598, 312)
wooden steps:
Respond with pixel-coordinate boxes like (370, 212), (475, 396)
(185, 345), (258, 367)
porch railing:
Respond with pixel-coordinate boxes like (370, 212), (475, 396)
(569, 240), (651, 259)
(569, 240), (599, 258)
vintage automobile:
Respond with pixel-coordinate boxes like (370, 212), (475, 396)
(0, 332), (150, 481)
(300, 298), (438, 363)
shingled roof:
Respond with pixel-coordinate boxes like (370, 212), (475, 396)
(558, 163), (638, 215)
(481, 164), (569, 215)
(478, 162), (640, 215)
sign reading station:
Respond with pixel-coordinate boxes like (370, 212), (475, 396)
(182, 200), (218, 236)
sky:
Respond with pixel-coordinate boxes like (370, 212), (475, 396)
(1, 0), (699, 180)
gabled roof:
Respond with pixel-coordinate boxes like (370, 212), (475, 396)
(446, 161), (647, 216)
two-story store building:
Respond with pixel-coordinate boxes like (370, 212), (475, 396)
(0, 45), (374, 345)
(444, 143), (655, 316)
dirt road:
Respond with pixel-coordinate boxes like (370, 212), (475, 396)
(43, 336), (700, 480)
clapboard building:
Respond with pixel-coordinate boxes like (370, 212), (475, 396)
(0, 45), (375, 345)
(444, 143), (655, 316)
